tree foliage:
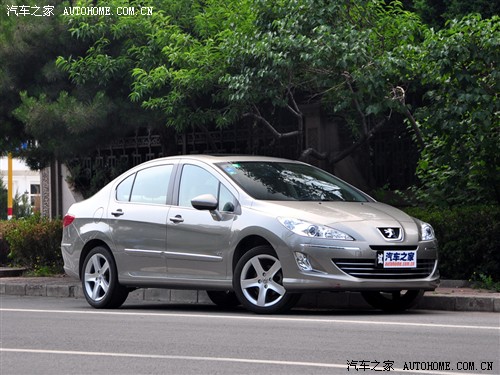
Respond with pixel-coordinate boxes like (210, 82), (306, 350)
(0, 0), (65, 156)
(62, 0), (428, 160)
(410, 0), (500, 29)
(413, 16), (499, 205)
(0, 177), (7, 220)
(1, 0), (498, 205)
(1, 0), (168, 170)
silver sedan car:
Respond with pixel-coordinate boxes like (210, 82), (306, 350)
(61, 155), (439, 313)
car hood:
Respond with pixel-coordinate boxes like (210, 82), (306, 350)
(251, 201), (414, 224)
(250, 201), (420, 243)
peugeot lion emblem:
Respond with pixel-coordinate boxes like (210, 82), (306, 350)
(378, 227), (403, 241)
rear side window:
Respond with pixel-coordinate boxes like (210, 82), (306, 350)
(116, 174), (135, 202)
(116, 164), (173, 204)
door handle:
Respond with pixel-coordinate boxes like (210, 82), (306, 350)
(111, 209), (124, 217)
(169, 215), (184, 223)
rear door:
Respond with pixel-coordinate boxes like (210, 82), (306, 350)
(109, 163), (174, 280)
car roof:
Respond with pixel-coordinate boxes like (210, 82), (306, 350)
(154, 154), (304, 164)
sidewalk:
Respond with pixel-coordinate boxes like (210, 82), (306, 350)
(1, 271), (499, 312)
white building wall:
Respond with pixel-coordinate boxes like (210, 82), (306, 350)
(0, 157), (41, 212)
(61, 164), (83, 213)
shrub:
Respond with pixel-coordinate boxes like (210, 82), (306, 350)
(0, 220), (16, 265)
(2, 214), (63, 274)
(404, 205), (500, 282)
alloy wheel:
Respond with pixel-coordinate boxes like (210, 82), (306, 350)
(84, 253), (110, 303)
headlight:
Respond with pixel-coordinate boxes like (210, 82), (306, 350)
(278, 217), (354, 240)
(421, 222), (436, 241)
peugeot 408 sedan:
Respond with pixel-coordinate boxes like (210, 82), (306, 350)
(61, 155), (439, 313)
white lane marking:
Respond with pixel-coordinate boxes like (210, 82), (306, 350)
(0, 348), (485, 375)
(1, 308), (498, 331)
(0, 348), (345, 369)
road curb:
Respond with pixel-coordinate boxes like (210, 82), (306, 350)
(0, 267), (26, 278)
(1, 278), (498, 312)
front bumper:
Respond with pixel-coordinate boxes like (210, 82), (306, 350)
(281, 242), (439, 292)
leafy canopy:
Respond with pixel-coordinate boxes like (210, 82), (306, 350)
(1, 0), (497, 205)
(412, 15), (499, 205)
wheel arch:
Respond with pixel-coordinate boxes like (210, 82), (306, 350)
(232, 235), (275, 273)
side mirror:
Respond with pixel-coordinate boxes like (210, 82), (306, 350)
(191, 194), (223, 221)
(191, 194), (218, 211)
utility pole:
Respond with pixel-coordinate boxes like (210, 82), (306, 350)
(7, 152), (13, 220)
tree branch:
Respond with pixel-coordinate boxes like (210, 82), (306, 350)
(402, 106), (425, 151)
(286, 87), (301, 118)
(343, 71), (369, 135)
(300, 118), (387, 164)
(300, 148), (328, 161)
(242, 110), (299, 139)
(391, 86), (425, 151)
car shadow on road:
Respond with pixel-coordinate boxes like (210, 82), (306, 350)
(118, 302), (433, 317)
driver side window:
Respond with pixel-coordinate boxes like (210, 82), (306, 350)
(178, 165), (236, 212)
(178, 165), (219, 208)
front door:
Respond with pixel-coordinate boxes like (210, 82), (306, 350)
(166, 163), (237, 279)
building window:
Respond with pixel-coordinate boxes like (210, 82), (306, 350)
(30, 184), (41, 212)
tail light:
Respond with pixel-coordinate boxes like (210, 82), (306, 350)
(63, 214), (75, 227)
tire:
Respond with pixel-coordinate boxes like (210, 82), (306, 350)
(233, 245), (300, 314)
(82, 246), (129, 309)
(206, 290), (241, 308)
(361, 290), (424, 312)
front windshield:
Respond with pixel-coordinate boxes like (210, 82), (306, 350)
(217, 161), (369, 202)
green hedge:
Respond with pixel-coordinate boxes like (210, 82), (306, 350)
(0, 214), (63, 275)
(404, 205), (500, 282)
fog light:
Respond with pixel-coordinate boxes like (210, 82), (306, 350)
(294, 252), (313, 271)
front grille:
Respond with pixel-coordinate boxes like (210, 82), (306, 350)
(332, 258), (436, 279)
(369, 245), (418, 251)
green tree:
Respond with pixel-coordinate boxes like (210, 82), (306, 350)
(5, 0), (498, 206)
(58, 0), (256, 156)
(410, 0), (500, 29)
(13, 192), (32, 218)
(0, 0), (93, 165)
(94, 0), (427, 161)
(1, 0), (169, 169)
(0, 176), (7, 220)
(0, 0), (58, 155)
(413, 15), (499, 205)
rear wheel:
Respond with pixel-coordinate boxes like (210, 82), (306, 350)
(206, 291), (240, 308)
(234, 246), (300, 314)
(82, 246), (129, 309)
(361, 290), (424, 312)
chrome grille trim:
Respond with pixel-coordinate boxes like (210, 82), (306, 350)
(333, 258), (436, 279)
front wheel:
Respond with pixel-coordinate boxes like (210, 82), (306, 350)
(234, 246), (300, 314)
(361, 290), (424, 312)
(82, 246), (129, 309)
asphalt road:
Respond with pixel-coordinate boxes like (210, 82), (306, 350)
(0, 296), (499, 375)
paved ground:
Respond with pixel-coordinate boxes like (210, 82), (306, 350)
(1, 270), (499, 312)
